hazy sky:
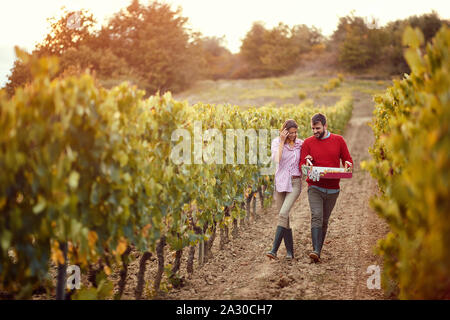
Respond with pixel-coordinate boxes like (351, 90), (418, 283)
(1, 0), (449, 86)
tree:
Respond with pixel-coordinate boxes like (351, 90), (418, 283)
(240, 22), (321, 78)
(5, 9), (98, 95)
(5, 1), (203, 96)
(291, 25), (324, 52)
(240, 22), (267, 77)
(37, 8), (97, 56)
(332, 15), (372, 70)
(382, 11), (449, 74)
(5, 54), (33, 96)
(332, 14), (389, 71)
(199, 37), (235, 80)
(100, 0), (202, 94)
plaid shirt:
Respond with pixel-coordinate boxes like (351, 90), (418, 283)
(271, 137), (303, 192)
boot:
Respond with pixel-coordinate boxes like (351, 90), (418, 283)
(284, 228), (294, 260)
(309, 227), (323, 262)
(266, 226), (285, 260)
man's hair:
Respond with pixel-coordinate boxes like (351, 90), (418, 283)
(311, 113), (327, 126)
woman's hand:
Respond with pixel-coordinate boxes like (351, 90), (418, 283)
(280, 129), (288, 143)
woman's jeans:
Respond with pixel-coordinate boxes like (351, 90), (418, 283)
(275, 177), (302, 228)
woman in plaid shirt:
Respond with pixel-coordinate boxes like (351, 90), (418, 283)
(266, 119), (303, 261)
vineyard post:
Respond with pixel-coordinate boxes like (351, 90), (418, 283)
(252, 192), (257, 220)
(135, 251), (152, 299)
(245, 195), (252, 225)
(198, 239), (205, 266)
(219, 206), (230, 250)
(219, 227), (226, 250)
(56, 242), (68, 300)
(171, 249), (183, 275)
(224, 225), (230, 244)
(232, 217), (239, 239)
(258, 186), (265, 210)
(117, 245), (132, 299)
(205, 221), (217, 262)
(87, 259), (104, 288)
(186, 245), (195, 275)
(187, 222), (202, 275)
(154, 236), (166, 293)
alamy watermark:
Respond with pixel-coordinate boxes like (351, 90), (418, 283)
(170, 121), (280, 175)
(66, 265), (81, 290)
(366, 265), (381, 290)
(66, 11), (82, 30)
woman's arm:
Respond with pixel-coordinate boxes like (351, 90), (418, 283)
(275, 129), (288, 163)
(277, 142), (284, 163)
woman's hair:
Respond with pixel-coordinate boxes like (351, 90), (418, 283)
(281, 119), (298, 132)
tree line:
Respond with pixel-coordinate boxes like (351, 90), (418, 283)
(3, 0), (449, 96)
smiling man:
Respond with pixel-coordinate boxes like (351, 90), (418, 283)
(299, 113), (353, 263)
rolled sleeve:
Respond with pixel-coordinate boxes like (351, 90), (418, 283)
(271, 137), (280, 163)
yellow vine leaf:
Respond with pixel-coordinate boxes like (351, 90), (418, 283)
(88, 231), (98, 248)
(116, 237), (128, 255)
(141, 224), (151, 238)
(50, 241), (65, 265)
(0, 197), (6, 210)
(103, 265), (112, 276)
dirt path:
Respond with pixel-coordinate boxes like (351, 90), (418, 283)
(154, 90), (390, 300)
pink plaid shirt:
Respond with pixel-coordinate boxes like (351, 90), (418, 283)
(271, 137), (303, 192)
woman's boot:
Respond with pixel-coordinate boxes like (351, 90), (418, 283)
(266, 226), (286, 260)
(284, 228), (294, 260)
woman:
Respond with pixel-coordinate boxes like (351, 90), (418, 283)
(266, 119), (303, 261)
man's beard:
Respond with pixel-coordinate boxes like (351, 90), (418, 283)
(315, 131), (325, 139)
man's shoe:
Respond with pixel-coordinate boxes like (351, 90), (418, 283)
(309, 251), (320, 262)
(266, 251), (278, 260)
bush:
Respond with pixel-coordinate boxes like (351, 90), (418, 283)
(322, 77), (341, 92)
(362, 26), (450, 299)
(298, 90), (307, 100)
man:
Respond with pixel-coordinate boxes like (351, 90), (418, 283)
(299, 113), (353, 263)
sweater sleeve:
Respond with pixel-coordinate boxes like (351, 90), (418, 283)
(339, 136), (353, 166)
(299, 139), (310, 169)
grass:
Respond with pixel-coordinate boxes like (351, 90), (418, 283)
(173, 73), (391, 109)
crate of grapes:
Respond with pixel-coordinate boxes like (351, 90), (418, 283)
(301, 164), (352, 181)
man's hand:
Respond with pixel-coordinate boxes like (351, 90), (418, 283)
(305, 155), (313, 166)
(345, 161), (353, 172)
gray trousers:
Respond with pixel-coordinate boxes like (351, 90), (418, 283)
(307, 186), (340, 229)
(275, 178), (302, 228)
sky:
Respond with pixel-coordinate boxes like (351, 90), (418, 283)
(1, 0), (449, 86)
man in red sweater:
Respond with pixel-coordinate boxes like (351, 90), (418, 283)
(299, 113), (353, 262)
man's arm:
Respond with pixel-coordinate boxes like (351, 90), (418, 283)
(299, 140), (310, 168)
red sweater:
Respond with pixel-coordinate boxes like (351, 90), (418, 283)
(299, 133), (353, 189)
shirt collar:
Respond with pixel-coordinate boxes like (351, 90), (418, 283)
(321, 131), (331, 140)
